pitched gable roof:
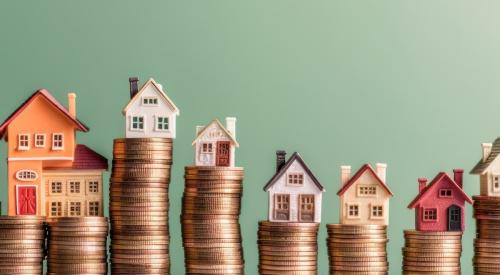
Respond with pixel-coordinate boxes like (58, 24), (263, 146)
(191, 118), (239, 147)
(407, 172), (473, 208)
(337, 164), (394, 196)
(471, 138), (500, 174)
(122, 78), (180, 115)
(263, 152), (324, 192)
(0, 89), (88, 139)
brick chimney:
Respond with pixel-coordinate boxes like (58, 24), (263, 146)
(418, 178), (427, 193)
(375, 163), (387, 183)
(129, 77), (139, 98)
(341, 166), (351, 185)
(68, 93), (76, 117)
(453, 169), (464, 188)
(482, 143), (492, 162)
(276, 150), (286, 172)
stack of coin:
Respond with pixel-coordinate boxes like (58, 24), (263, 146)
(326, 224), (388, 274)
(0, 216), (45, 275)
(110, 138), (173, 274)
(258, 221), (319, 275)
(473, 195), (500, 274)
(182, 166), (245, 274)
(46, 217), (108, 275)
(402, 230), (462, 275)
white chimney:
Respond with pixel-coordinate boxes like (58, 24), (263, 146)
(482, 143), (493, 162)
(157, 84), (163, 91)
(68, 93), (76, 117)
(341, 166), (351, 186)
(225, 117), (236, 138)
(376, 163), (387, 183)
(196, 126), (205, 136)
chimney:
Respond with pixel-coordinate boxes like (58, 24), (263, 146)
(482, 143), (493, 162)
(67, 93), (76, 117)
(226, 117), (236, 139)
(129, 77), (139, 98)
(418, 178), (427, 193)
(196, 126), (205, 136)
(453, 169), (464, 188)
(341, 166), (352, 185)
(276, 150), (286, 172)
(375, 163), (387, 183)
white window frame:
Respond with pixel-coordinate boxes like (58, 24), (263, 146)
(34, 134), (46, 148)
(15, 184), (38, 216)
(87, 180), (100, 194)
(49, 180), (64, 195)
(357, 185), (377, 197)
(52, 133), (64, 151)
(200, 142), (214, 154)
(15, 170), (38, 181)
(155, 116), (170, 132)
(87, 201), (100, 216)
(68, 180), (81, 194)
(68, 201), (83, 217)
(346, 203), (360, 219)
(493, 174), (500, 192)
(287, 172), (304, 186)
(370, 204), (384, 219)
(48, 200), (64, 217)
(130, 116), (145, 132)
(18, 134), (30, 150)
(142, 96), (159, 106)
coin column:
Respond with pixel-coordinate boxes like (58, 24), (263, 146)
(326, 224), (389, 274)
(110, 138), (173, 275)
(0, 216), (45, 275)
(402, 230), (462, 275)
(46, 217), (109, 275)
(182, 166), (245, 274)
(258, 221), (319, 275)
(473, 196), (500, 274)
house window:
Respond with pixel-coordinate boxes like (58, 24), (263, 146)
(88, 181), (99, 193)
(50, 201), (63, 217)
(69, 202), (82, 216)
(439, 189), (452, 198)
(156, 117), (169, 131)
(493, 175), (500, 191)
(201, 143), (213, 153)
(131, 116), (144, 130)
(143, 97), (159, 105)
(288, 173), (304, 185)
(358, 185), (377, 196)
(69, 181), (81, 193)
(35, 134), (46, 148)
(52, 134), (64, 150)
(18, 134), (30, 150)
(348, 204), (359, 218)
(50, 181), (63, 194)
(274, 194), (290, 220)
(15, 170), (38, 181)
(371, 205), (384, 218)
(88, 201), (100, 216)
(423, 208), (437, 221)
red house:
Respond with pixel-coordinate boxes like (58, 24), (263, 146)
(407, 169), (472, 232)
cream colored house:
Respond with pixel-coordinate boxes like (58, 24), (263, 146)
(471, 138), (500, 196)
(192, 118), (238, 167)
(337, 163), (393, 225)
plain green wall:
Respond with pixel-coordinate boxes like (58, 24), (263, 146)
(2, 1), (500, 274)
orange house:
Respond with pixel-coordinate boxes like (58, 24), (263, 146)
(0, 89), (108, 217)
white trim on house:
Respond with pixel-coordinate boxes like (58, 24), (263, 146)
(52, 133), (64, 151)
(142, 96), (159, 106)
(346, 203), (360, 219)
(493, 174), (500, 192)
(370, 204), (384, 220)
(34, 133), (46, 148)
(15, 184), (38, 215)
(18, 133), (30, 151)
(48, 199), (64, 217)
(154, 116), (170, 132)
(129, 115), (145, 132)
(67, 200), (84, 217)
(15, 170), (38, 182)
(9, 157), (74, 161)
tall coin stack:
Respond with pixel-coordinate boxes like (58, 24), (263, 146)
(181, 166), (245, 274)
(258, 221), (319, 275)
(402, 230), (462, 275)
(326, 224), (388, 274)
(0, 216), (45, 275)
(473, 196), (500, 274)
(110, 138), (173, 274)
(47, 217), (108, 275)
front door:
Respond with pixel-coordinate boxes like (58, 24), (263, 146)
(216, 141), (231, 167)
(299, 195), (315, 222)
(448, 205), (461, 231)
(17, 186), (37, 215)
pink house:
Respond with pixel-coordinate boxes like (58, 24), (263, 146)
(407, 169), (472, 232)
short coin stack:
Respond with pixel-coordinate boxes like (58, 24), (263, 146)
(110, 138), (173, 274)
(181, 166), (245, 274)
(0, 216), (45, 275)
(47, 217), (108, 275)
(326, 224), (388, 274)
(258, 221), (319, 275)
(402, 230), (462, 275)
(473, 195), (500, 274)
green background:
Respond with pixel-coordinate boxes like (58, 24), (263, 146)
(1, 1), (499, 274)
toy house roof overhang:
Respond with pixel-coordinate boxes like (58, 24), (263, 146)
(337, 164), (394, 196)
(0, 89), (89, 139)
(122, 78), (180, 115)
(471, 138), (500, 174)
(191, 119), (239, 147)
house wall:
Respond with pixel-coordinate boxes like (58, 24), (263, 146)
(481, 156), (500, 196)
(125, 83), (177, 139)
(194, 123), (235, 167)
(267, 159), (322, 223)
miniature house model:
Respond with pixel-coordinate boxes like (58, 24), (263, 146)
(0, 90), (108, 217)
(408, 170), (472, 232)
(337, 163), (393, 226)
(471, 138), (500, 196)
(264, 151), (325, 223)
(123, 77), (179, 139)
(192, 118), (238, 167)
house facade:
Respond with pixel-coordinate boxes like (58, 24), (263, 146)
(192, 118), (238, 167)
(471, 139), (500, 196)
(408, 169), (472, 232)
(0, 90), (108, 217)
(123, 77), (179, 139)
(264, 151), (325, 223)
(337, 163), (393, 226)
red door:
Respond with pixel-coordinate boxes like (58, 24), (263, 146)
(216, 141), (231, 167)
(18, 186), (37, 215)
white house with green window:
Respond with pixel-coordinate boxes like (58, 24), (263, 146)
(123, 78), (179, 139)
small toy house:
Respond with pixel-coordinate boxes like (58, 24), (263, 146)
(263, 151), (325, 223)
(407, 169), (472, 232)
(337, 163), (393, 226)
(0, 89), (108, 217)
(471, 138), (500, 196)
(123, 77), (180, 139)
(192, 118), (238, 167)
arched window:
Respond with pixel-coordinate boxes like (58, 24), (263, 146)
(16, 170), (38, 181)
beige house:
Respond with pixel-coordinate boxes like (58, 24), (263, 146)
(471, 138), (500, 196)
(337, 163), (393, 225)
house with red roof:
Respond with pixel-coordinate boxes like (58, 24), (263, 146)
(0, 89), (108, 217)
(337, 163), (393, 225)
(408, 169), (472, 232)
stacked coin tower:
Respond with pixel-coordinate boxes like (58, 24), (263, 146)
(258, 221), (319, 275)
(0, 216), (45, 275)
(326, 224), (388, 274)
(402, 230), (462, 274)
(181, 166), (245, 274)
(47, 217), (108, 275)
(473, 196), (500, 274)
(110, 138), (173, 274)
